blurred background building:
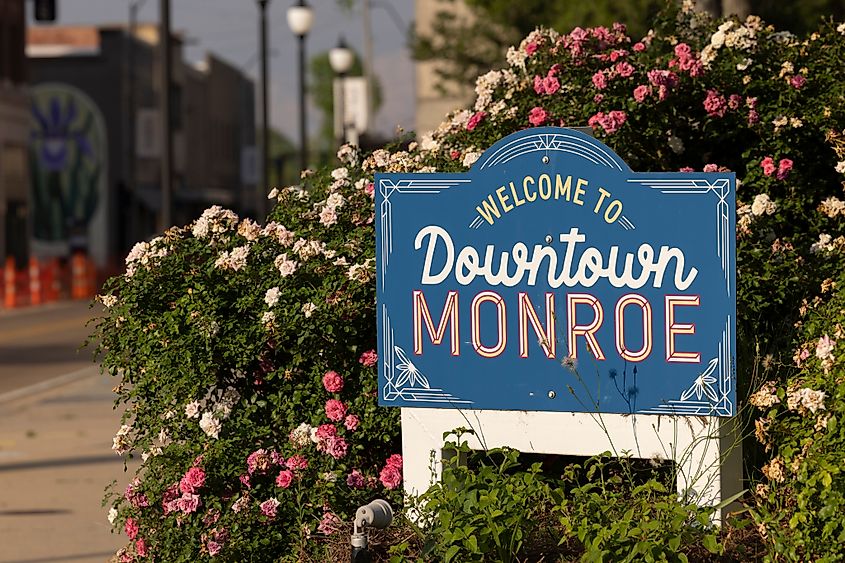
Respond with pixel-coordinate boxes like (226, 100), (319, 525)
(26, 23), (255, 269)
(0, 0), (29, 268)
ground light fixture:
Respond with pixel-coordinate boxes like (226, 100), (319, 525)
(350, 499), (393, 562)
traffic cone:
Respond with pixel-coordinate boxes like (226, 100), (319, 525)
(44, 258), (59, 302)
(71, 253), (85, 300)
(4, 257), (16, 308)
(29, 257), (42, 306)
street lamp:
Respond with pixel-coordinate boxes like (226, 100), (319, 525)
(256, 0), (270, 219)
(329, 36), (354, 148)
(286, 0), (313, 173)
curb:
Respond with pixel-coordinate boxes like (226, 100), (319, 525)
(0, 366), (100, 406)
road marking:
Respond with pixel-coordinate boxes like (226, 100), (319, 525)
(0, 315), (94, 344)
(0, 366), (100, 406)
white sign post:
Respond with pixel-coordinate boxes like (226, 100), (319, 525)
(401, 409), (742, 523)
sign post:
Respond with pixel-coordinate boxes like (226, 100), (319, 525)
(375, 127), (739, 519)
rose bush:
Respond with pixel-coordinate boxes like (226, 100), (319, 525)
(94, 1), (845, 560)
(94, 149), (405, 561)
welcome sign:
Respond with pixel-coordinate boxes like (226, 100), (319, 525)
(376, 128), (736, 416)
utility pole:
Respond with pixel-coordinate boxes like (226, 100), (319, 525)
(361, 0), (374, 136)
(159, 0), (173, 231)
(258, 0), (270, 219)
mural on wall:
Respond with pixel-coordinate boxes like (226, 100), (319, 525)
(29, 83), (107, 262)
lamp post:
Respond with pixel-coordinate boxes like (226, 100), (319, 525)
(159, 0), (173, 231)
(256, 0), (270, 219)
(286, 0), (313, 174)
(328, 37), (354, 149)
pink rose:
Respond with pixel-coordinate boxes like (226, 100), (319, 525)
(276, 469), (294, 489)
(591, 71), (607, 90)
(180, 466), (206, 494)
(533, 75), (545, 95)
(790, 74), (806, 89)
(728, 94), (742, 110)
(524, 41), (538, 55)
(609, 49), (627, 62)
(679, 167), (695, 172)
(761, 156), (776, 176)
(466, 111), (487, 131)
(125, 479), (150, 508)
(542, 75), (560, 95)
(748, 110), (760, 125)
(615, 61), (634, 78)
(674, 43), (691, 59)
(632, 42), (646, 52)
(633, 85), (651, 103)
(450, 150), (461, 160)
(177, 493), (200, 514)
(325, 399), (347, 422)
(365, 182), (375, 198)
(386, 454), (403, 469)
(162, 483), (180, 514)
(548, 64), (561, 76)
(347, 469), (365, 489)
(528, 107), (548, 126)
(247, 449), (273, 475)
(703, 89), (727, 118)
(344, 414), (359, 431)
(322, 370), (344, 393)
(260, 498), (280, 518)
(318, 511), (341, 535)
(315, 424), (337, 440)
(379, 464), (402, 490)
(207, 541), (221, 556)
(124, 518), (140, 540)
(239, 473), (252, 489)
(647, 69), (678, 88)
(593, 94), (604, 104)
(588, 110), (627, 135)
(359, 349), (378, 367)
(286, 454), (309, 471)
(777, 158), (793, 180)
(325, 436), (349, 459)
(135, 538), (148, 558)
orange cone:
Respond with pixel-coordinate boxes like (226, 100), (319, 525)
(28, 257), (42, 306)
(4, 257), (16, 308)
(71, 253), (85, 300)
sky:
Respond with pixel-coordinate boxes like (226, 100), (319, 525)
(27, 0), (416, 142)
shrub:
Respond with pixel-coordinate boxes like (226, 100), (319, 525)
(399, 433), (723, 562)
(749, 244), (845, 560)
(94, 149), (403, 561)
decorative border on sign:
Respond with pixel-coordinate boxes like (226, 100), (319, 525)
(476, 131), (630, 172)
(379, 178), (471, 287)
(626, 178), (733, 297)
(638, 316), (734, 416)
(381, 306), (473, 405)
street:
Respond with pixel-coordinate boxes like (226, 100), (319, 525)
(0, 302), (97, 396)
(0, 302), (135, 563)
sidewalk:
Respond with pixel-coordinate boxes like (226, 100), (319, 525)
(0, 367), (138, 563)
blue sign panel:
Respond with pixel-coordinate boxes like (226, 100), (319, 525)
(376, 128), (736, 416)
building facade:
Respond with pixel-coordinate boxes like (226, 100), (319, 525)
(26, 25), (256, 268)
(414, 0), (473, 135)
(0, 0), (29, 266)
